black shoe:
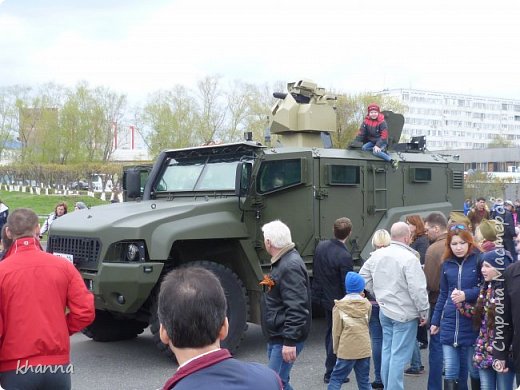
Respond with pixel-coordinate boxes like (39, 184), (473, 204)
(391, 159), (399, 169)
(444, 379), (459, 390)
(404, 367), (424, 376)
(324, 374), (350, 384)
(371, 381), (384, 389)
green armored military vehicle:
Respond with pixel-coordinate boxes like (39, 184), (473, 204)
(48, 79), (464, 357)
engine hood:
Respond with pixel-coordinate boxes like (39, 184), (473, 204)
(50, 197), (245, 239)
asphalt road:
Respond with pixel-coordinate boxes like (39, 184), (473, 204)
(69, 317), (430, 390)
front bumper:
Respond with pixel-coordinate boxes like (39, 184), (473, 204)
(82, 262), (164, 313)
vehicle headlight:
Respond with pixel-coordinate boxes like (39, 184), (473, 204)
(118, 241), (147, 262)
(126, 243), (140, 261)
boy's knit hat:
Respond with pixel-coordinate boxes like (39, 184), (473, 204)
(367, 103), (380, 113)
(481, 249), (512, 271)
(479, 219), (497, 242)
(345, 272), (365, 294)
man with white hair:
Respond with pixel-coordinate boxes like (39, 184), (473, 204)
(359, 221), (429, 390)
(260, 220), (312, 390)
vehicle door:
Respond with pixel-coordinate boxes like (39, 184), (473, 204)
(252, 151), (316, 261)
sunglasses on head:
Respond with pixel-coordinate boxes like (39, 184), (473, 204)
(450, 224), (467, 231)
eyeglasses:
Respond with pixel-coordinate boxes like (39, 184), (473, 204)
(450, 224), (467, 231)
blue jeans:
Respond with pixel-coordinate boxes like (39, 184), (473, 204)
(479, 366), (515, 390)
(467, 345), (479, 381)
(443, 344), (472, 390)
(410, 340), (423, 370)
(379, 311), (417, 390)
(325, 308), (337, 377)
(369, 304), (383, 384)
(428, 306), (443, 390)
(362, 142), (391, 162)
(1, 366), (71, 389)
(328, 357), (371, 390)
(267, 341), (304, 390)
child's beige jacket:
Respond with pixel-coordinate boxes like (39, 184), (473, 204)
(332, 295), (372, 360)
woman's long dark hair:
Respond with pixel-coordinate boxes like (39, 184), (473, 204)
(472, 282), (494, 330)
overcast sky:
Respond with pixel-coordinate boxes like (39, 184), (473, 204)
(1, 0), (519, 102)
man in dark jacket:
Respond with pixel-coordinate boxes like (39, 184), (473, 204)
(261, 220), (312, 390)
(311, 217), (353, 383)
(495, 200), (518, 261)
(159, 267), (281, 390)
(493, 261), (520, 384)
(468, 196), (490, 233)
(423, 212), (448, 390)
(493, 260), (520, 385)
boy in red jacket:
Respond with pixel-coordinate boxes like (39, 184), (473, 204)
(355, 103), (399, 169)
(0, 208), (95, 389)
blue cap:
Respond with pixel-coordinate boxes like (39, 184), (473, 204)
(481, 249), (512, 271)
(345, 272), (365, 294)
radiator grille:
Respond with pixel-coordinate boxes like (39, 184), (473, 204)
(47, 236), (101, 269)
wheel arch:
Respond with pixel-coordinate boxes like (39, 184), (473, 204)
(167, 238), (264, 323)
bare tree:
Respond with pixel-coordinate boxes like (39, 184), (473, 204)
(195, 75), (226, 144)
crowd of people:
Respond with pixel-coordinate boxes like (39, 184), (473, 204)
(158, 207), (520, 390)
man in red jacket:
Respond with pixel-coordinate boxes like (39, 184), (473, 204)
(0, 208), (95, 389)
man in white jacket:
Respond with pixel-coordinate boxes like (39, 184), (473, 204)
(359, 221), (429, 390)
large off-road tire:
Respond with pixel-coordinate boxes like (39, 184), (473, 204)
(82, 310), (147, 342)
(150, 261), (249, 360)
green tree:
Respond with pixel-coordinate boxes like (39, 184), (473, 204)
(223, 80), (274, 143)
(56, 83), (127, 163)
(0, 85), (29, 162)
(488, 135), (513, 148)
(141, 86), (198, 158)
(333, 92), (406, 149)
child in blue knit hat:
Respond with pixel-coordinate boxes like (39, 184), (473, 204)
(328, 272), (372, 390)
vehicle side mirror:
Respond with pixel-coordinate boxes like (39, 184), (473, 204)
(235, 162), (252, 196)
(124, 169), (143, 200)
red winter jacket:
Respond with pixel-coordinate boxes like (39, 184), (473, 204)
(0, 237), (95, 371)
(355, 113), (389, 148)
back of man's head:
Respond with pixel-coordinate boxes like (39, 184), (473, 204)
(424, 212), (448, 232)
(333, 217), (352, 240)
(158, 267), (226, 349)
(390, 221), (411, 243)
(6, 208), (39, 240)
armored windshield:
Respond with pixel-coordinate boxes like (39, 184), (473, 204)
(155, 155), (241, 193)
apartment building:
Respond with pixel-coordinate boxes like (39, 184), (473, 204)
(378, 89), (520, 150)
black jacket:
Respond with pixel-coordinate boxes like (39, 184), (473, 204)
(410, 234), (429, 265)
(494, 261), (520, 374)
(261, 248), (312, 346)
(311, 239), (353, 311)
(491, 209), (517, 259)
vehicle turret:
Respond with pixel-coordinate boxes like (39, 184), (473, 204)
(270, 79), (337, 148)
